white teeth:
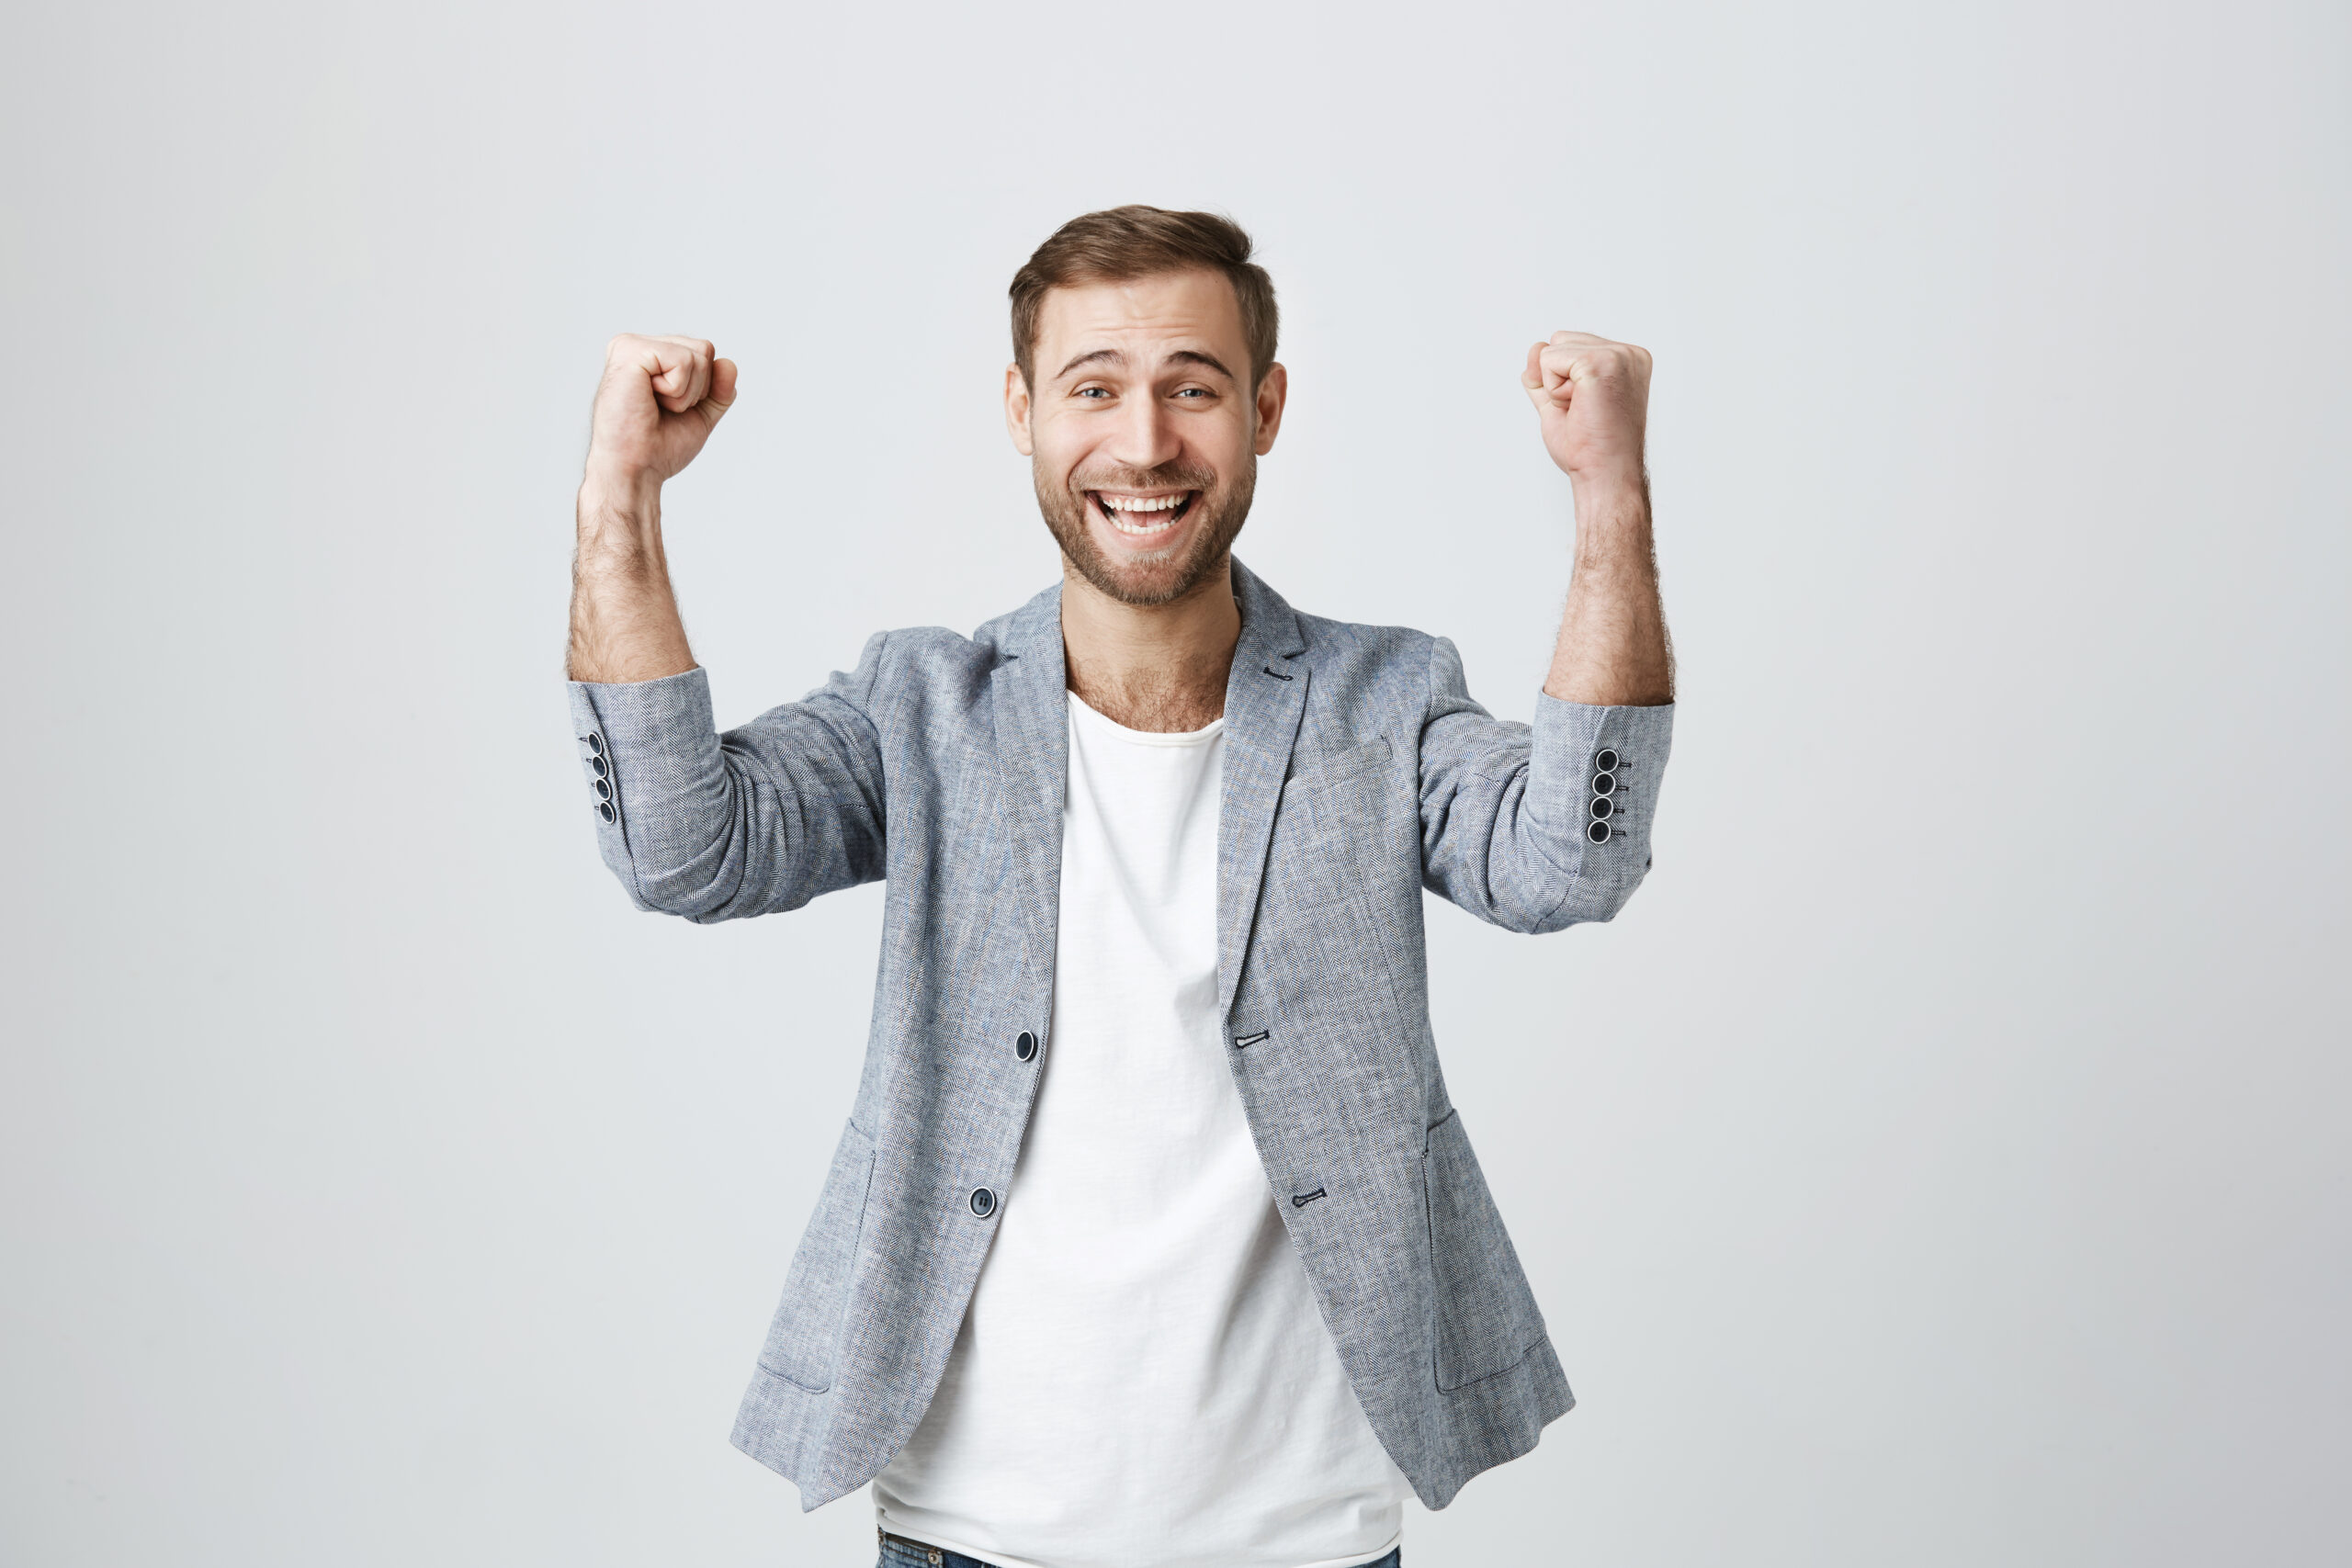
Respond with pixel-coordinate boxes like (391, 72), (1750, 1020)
(1095, 492), (1192, 535)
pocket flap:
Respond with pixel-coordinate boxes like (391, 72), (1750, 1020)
(757, 1119), (876, 1393)
(1422, 1109), (1547, 1391)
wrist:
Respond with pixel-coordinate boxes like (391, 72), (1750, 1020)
(1571, 461), (1649, 533)
(578, 464), (662, 525)
(1566, 460), (1648, 511)
(577, 470), (662, 552)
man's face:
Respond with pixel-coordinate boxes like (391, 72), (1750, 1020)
(1007, 269), (1287, 607)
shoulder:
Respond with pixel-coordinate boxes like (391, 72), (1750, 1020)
(854, 625), (1001, 708)
(1294, 607), (1439, 669)
(1278, 604), (1449, 750)
(1238, 560), (1439, 687)
(854, 575), (1057, 709)
(1292, 605), (1443, 701)
(870, 623), (996, 668)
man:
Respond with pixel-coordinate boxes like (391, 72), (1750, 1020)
(566, 207), (1673, 1568)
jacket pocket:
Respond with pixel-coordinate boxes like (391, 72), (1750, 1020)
(1286, 736), (1392, 795)
(757, 1118), (876, 1393)
(1270, 739), (1395, 914)
(1422, 1109), (1547, 1392)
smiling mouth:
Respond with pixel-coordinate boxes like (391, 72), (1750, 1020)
(1090, 491), (1199, 537)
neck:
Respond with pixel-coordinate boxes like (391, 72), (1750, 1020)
(1058, 557), (1242, 733)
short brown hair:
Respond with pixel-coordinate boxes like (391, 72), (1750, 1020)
(1010, 206), (1279, 390)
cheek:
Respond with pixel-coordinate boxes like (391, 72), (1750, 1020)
(1029, 424), (1085, 486)
(1198, 416), (1257, 474)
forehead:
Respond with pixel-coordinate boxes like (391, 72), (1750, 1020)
(1033, 269), (1246, 375)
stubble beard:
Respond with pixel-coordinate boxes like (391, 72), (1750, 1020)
(1035, 457), (1257, 608)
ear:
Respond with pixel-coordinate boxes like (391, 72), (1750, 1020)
(1251, 362), (1289, 456)
(1004, 363), (1035, 457)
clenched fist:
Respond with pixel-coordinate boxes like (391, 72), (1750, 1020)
(1522, 331), (1651, 486)
(584, 334), (739, 493)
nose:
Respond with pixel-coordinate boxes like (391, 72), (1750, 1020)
(1105, 389), (1182, 472)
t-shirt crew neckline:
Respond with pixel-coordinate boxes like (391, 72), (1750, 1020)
(1066, 689), (1226, 746)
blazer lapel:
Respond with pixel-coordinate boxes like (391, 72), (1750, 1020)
(990, 584), (1069, 1009)
(1216, 559), (1309, 1020)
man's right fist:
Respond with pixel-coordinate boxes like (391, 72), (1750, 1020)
(584, 334), (738, 492)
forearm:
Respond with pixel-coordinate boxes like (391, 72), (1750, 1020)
(1544, 474), (1673, 706)
(569, 473), (697, 684)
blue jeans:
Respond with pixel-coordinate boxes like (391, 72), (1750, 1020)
(878, 1532), (1401, 1568)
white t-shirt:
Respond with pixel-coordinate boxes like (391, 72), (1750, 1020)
(872, 692), (1408, 1568)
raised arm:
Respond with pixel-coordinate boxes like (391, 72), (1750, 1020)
(1524, 331), (1673, 707)
(1419, 331), (1675, 934)
(569, 334), (738, 683)
(563, 336), (888, 922)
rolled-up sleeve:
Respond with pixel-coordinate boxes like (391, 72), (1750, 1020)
(1418, 634), (1674, 933)
(565, 634), (890, 922)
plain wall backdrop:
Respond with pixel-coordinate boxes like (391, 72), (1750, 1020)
(5, 3), (2346, 1564)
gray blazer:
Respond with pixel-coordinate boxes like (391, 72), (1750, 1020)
(566, 559), (1674, 1511)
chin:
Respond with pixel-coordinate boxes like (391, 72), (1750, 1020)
(1086, 554), (1210, 608)
(1092, 525), (1192, 576)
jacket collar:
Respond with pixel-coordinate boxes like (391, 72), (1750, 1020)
(990, 556), (1310, 1022)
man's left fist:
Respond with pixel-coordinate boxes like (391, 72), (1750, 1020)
(1522, 331), (1652, 486)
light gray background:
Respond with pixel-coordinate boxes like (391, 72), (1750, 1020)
(5, 3), (2346, 1564)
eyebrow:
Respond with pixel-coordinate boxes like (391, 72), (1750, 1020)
(1053, 347), (1238, 383)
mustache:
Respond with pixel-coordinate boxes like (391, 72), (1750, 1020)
(1067, 461), (1219, 494)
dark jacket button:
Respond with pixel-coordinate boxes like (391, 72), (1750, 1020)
(597, 801), (616, 823)
(1585, 818), (1611, 843)
(968, 1187), (997, 1218)
(1014, 1031), (1037, 1061)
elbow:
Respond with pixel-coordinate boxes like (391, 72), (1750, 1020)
(1533, 853), (1652, 932)
(628, 836), (767, 922)
(601, 799), (765, 922)
(601, 765), (788, 922)
(1507, 824), (1654, 931)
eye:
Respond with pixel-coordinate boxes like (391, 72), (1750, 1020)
(1173, 387), (1215, 400)
(1074, 386), (1113, 400)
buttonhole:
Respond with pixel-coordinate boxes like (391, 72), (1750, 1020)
(1290, 1187), (1328, 1209)
(1233, 1031), (1270, 1050)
